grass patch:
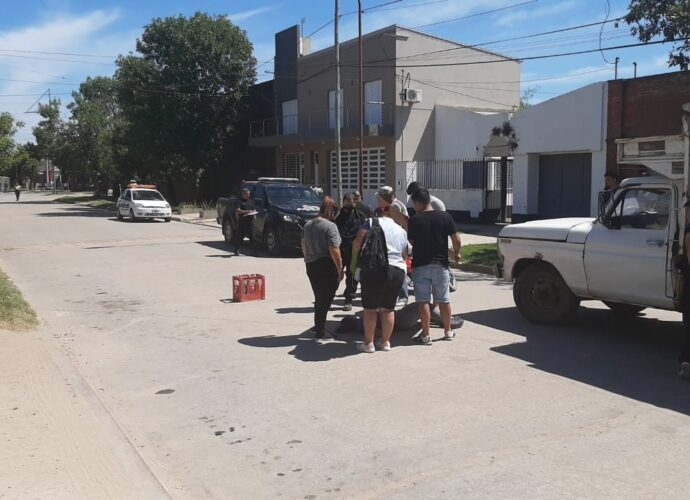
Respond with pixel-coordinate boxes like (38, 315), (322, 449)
(55, 194), (116, 210)
(460, 243), (499, 267)
(0, 267), (38, 331)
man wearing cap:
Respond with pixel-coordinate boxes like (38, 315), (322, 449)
(376, 186), (408, 228)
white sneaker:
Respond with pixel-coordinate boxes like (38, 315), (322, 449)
(376, 340), (391, 352)
(443, 331), (456, 340)
(357, 342), (375, 353)
(397, 298), (408, 307)
(412, 334), (432, 346)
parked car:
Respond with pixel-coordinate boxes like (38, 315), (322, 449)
(217, 178), (322, 255)
(117, 184), (172, 222)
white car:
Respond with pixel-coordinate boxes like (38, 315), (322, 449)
(117, 186), (172, 222)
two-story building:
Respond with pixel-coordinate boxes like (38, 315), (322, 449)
(249, 24), (520, 204)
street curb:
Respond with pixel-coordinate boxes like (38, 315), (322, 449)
(170, 215), (218, 229)
(451, 262), (497, 276)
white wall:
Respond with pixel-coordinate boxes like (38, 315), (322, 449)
(429, 189), (484, 217)
(434, 107), (510, 159)
(511, 82), (608, 216)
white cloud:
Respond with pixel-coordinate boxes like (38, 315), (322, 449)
(0, 9), (127, 142)
(229, 5), (276, 23)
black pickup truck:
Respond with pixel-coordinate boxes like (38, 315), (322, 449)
(217, 178), (322, 255)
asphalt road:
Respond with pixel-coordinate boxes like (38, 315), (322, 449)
(2, 192), (690, 499)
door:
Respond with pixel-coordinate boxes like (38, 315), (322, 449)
(117, 190), (131, 215)
(584, 186), (673, 308)
(251, 184), (268, 240)
(538, 154), (592, 218)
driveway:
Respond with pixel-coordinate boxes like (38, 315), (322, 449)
(1, 192), (689, 499)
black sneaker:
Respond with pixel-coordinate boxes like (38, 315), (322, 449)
(412, 334), (432, 345)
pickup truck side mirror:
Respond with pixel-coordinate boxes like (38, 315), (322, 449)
(598, 189), (623, 230)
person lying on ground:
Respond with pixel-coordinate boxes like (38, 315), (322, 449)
(334, 302), (464, 335)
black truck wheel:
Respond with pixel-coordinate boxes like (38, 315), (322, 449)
(513, 262), (580, 324)
(223, 218), (233, 247)
(265, 226), (283, 256)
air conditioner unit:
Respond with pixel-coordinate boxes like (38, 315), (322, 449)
(404, 88), (422, 103)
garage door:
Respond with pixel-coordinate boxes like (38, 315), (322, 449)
(538, 153), (592, 219)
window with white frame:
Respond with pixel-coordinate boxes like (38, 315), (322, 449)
(282, 99), (298, 135)
(330, 147), (386, 191)
(283, 153), (304, 182)
(328, 89), (343, 129)
(364, 80), (383, 126)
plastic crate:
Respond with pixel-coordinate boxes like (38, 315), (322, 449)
(232, 274), (266, 302)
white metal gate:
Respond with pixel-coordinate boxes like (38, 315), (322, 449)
(283, 153), (304, 183)
(330, 147), (386, 199)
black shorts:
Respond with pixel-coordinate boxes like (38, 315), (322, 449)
(360, 266), (406, 310)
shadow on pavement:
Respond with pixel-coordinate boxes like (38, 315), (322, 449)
(0, 200), (57, 205)
(276, 306), (314, 314)
(196, 240), (302, 259)
(238, 326), (360, 362)
(463, 305), (690, 415)
(36, 206), (115, 218)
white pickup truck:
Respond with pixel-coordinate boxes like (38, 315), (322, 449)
(497, 104), (690, 324)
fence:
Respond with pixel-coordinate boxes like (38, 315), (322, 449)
(410, 158), (513, 220)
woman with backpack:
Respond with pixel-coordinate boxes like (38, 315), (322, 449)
(301, 196), (344, 340)
(351, 197), (408, 353)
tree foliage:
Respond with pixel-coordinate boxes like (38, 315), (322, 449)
(115, 12), (256, 196)
(491, 121), (519, 151)
(626, 0), (690, 69)
(0, 112), (25, 180)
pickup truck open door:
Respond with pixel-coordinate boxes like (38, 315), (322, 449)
(584, 184), (676, 309)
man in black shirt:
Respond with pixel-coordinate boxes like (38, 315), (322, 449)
(335, 194), (365, 310)
(233, 188), (256, 256)
(407, 188), (462, 345)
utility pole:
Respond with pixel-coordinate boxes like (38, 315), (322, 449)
(334, 0), (343, 204)
(358, 0), (364, 194)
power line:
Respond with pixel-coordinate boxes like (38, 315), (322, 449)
(353, 38), (686, 68)
(365, 0), (447, 12)
(410, 78), (515, 107)
(0, 53), (116, 66)
(0, 48), (116, 58)
(414, 0), (539, 29)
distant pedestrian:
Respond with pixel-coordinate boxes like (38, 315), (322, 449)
(335, 194), (365, 311)
(302, 196), (344, 340)
(233, 188), (256, 256)
(353, 190), (372, 218)
(352, 196), (408, 353)
(408, 188), (462, 344)
(14, 184), (21, 202)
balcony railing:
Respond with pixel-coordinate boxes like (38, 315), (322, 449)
(250, 103), (395, 140)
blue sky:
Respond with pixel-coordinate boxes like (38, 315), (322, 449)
(0, 0), (676, 143)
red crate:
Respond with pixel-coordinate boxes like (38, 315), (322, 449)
(232, 274), (266, 302)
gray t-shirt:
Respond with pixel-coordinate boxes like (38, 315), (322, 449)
(302, 217), (342, 263)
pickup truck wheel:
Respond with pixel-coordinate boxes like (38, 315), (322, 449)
(223, 218), (233, 247)
(265, 227), (282, 256)
(603, 301), (646, 316)
(513, 263), (579, 324)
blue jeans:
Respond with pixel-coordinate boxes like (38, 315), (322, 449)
(412, 264), (450, 303)
(398, 274), (410, 301)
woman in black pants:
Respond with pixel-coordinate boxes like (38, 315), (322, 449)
(301, 197), (344, 340)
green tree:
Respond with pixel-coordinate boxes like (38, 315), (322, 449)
(67, 76), (125, 192)
(115, 12), (256, 201)
(0, 112), (24, 180)
(625, 0), (690, 69)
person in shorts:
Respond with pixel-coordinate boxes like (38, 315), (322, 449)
(351, 202), (408, 353)
(407, 188), (462, 345)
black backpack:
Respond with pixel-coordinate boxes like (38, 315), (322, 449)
(359, 218), (389, 273)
